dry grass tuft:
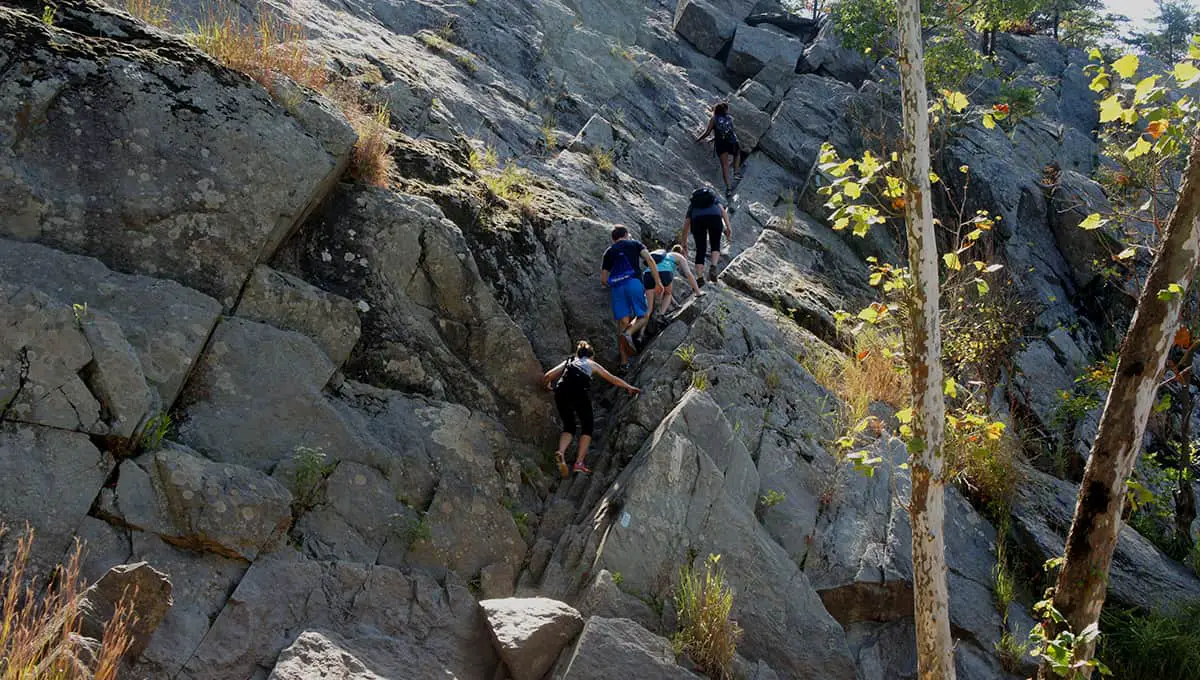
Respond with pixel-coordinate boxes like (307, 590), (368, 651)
(347, 104), (394, 187)
(114, 0), (170, 28)
(673, 554), (742, 679)
(0, 525), (138, 680)
(191, 8), (327, 92)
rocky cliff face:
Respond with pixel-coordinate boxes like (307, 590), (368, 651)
(2, 0), (1196, 678)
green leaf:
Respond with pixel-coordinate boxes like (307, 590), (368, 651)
(1089, 72), (1110, 92)
(1098, 95), (1123, 123)
(1078, 213), (1107, 231)
(857, 306), (880, 323)
(1125, 136), (1152, 160)
(975, 278), (990, 295)
(1157, 282), (1185, 301)
(981, 113), (996, 129)
(1112, 53), (1139, 78)
(1175, 61), (1200, 86)
(895, 408), (914, 424)
(1088, 47), (1103, 61)
(844, 181), (862, 199)
(1115, 246), (1137, 260)
(943, 378), (957, 398)
(942, 252), (962, 271)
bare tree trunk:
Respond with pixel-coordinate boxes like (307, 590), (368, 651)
(1040, 133), (1200, 678)
(897, 0), (956, 678)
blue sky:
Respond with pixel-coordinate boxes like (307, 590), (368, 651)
(1106, 0), (1162, 28)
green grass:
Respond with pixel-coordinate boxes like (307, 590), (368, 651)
(673, 554), (742, 679)
(1100, 602), (1200, 680)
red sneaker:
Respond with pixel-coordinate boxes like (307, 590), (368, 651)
(573, 463), (592, 474)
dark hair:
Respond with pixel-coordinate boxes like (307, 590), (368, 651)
(671, 244), (683, 254)
(575, 340), (594, 358)
(611, 225), (629, 241)
(713, 101), (729, 116)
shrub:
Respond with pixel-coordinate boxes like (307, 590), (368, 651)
(346, 103), (393, 187)
(673, 554), (742, 679)
(590, 147), (615, 176)
(1099, 602), (1200, 680)
(995, 630), (1029, 673)
(945, 403), (1022, 517)
(290, 445), (334, 511)
(480, 164), (532, 204)
(0, 526), (137, 679)
(191, 7), (327, 93)
(114, 0), (170, 28)
(468, 146), (499, 171)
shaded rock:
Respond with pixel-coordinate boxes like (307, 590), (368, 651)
(407, 482), (526, 580)
(481, 562), (516, 599)
(727, 95), (773, 151)
(175, 317), (357, 471)
(0, 424), (111, 576)
(760, 75), (857, 173)
(736, 79), (775, 111)
(1012, 340), (1074, 430)
(112, 443), (292, 560)
(798, 17), (874, 86)
(236, 265), (361, 367)
(561, 617), (697, 679)
(0, 0), (354, 306)
(1011, 465), (1200, 612)
(181, 558), (497, 680)
(481, 597), (584, 680)
(80, 562), (173, 659)
(726, 24), (805, 78)
(0, 239), (221, 409)
(281, 185), (554, 440)
(673, 0), (737, 58)
(575, 569), (660, 632)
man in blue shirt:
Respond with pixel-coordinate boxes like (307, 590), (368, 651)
(601, 226), (663, 367)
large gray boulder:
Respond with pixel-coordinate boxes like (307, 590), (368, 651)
(109, 443), (293, 560)
(673, 0), (738, 57)
(798, 18), (875, 86)
(481, 598), (585, 680)
(279, 185), (555, 440)
(0, 239), (221, 410)
(0, 424), (111, 576)
(180, 558), (498, 680)
(759, 74), (857, 173)
(561, 617), (698, 680)
(80, 562), (173, 659)
(1011, 465), (1200, 612)
(267, 631), (388, 680)
(726, 24), (805, 78)
(236, 265), (361, 368)
(0, 0), (354, 307)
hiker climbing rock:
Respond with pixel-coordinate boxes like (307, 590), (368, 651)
(542, 340), (640, 477)
(695, 101), (743, 198)
(680, 187), (732, 285)
(601, 225), (663, 366)
(641, 244), (703, 340)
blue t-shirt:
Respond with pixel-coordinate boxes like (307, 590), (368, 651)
(602, 239), (646, 285)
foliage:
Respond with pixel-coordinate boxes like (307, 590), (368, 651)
(191, 7), (327, 93)
(1029, 595), (1113, 677)
(0, 526), (137, 680)
(455, 53), (477, 73)
(945, 400), (1022, 516)
(346, 103), (393, 187)
(828, 0), (893, 55)
(996, 630), (1031, 673)
(589, 147), (615, 176)
(540, 117), (558, 152)
(136, 411), (172, 454)
(1098, 601), (1200, 680)
(290, 445), (334, 512)
(1125, 0), (1200, 63)
(479, 163), (534, 212)
(399, 512), (432, 546)
(114, 0), (170, 28)
(41, 4), (54, 25)
(759, 489), (786, 511)
(673, 554), (743, 679)
(674, 343), (698, 369)
(468, 145), (499, 171)
(691, 371), (710, 391)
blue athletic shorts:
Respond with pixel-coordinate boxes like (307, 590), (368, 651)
(610, 277), (648, 320)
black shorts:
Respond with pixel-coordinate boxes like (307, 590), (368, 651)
(692, 220), (723, 264)
(555, 387), (593, 437)
(715, 137), (740, 157)
(642, 270), (674, 289)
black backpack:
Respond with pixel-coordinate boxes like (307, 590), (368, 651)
(690, 187), (716, 209)
(714, 114), (735, 142)
(554, 357), (591, 393)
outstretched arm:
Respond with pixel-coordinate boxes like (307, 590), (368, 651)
(592, 362), (640, 395)
(695, 119), (714, 143)
(721, 205), (732, 238)
(542, 360), (566, 389)
(676, 253), (702, 295)
(680, 217), (692, 255)
(640, 249), (664, 292)
(599, 267), (610, 288)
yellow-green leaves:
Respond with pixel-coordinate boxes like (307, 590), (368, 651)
(943, 378), (957, 398)
(982, 112), (997, 129)
(942, 89), (969, 113)
(1133, 75), (1159, 104)
(1112, 53), (1139, 78)
(1098, 94), (1125, 124)
(1078, 213), (1107, 231)
(1175, 61), (1200, 87)
(1125, 135), (1152, 160)
(942, 252), (962, 271)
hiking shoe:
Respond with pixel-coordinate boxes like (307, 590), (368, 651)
(707, 267), (718, 283)
(622, 331), (637, 353)
(555, 453), (569, 479)
(573, 463), (592, 474)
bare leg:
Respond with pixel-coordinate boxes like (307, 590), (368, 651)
(658, 284), (673, 314)
(627, 313), (651, 336)
(733, 149), (742, 176)
(642, 287), (656, 334)
(616, 316), (633, 365)
(574, 434), (592, 467)
(554, 431), (572, 477)
(719, 152), (732, 190)
(555, 432), (572, 457)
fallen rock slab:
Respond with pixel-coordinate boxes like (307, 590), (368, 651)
(481, 597), (584, 680)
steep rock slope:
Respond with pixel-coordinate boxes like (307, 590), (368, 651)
(2, 0), (1196, 679)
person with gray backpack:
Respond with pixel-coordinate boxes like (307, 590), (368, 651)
(680, 186), (731, 284)
(695, 101), (743, 197)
